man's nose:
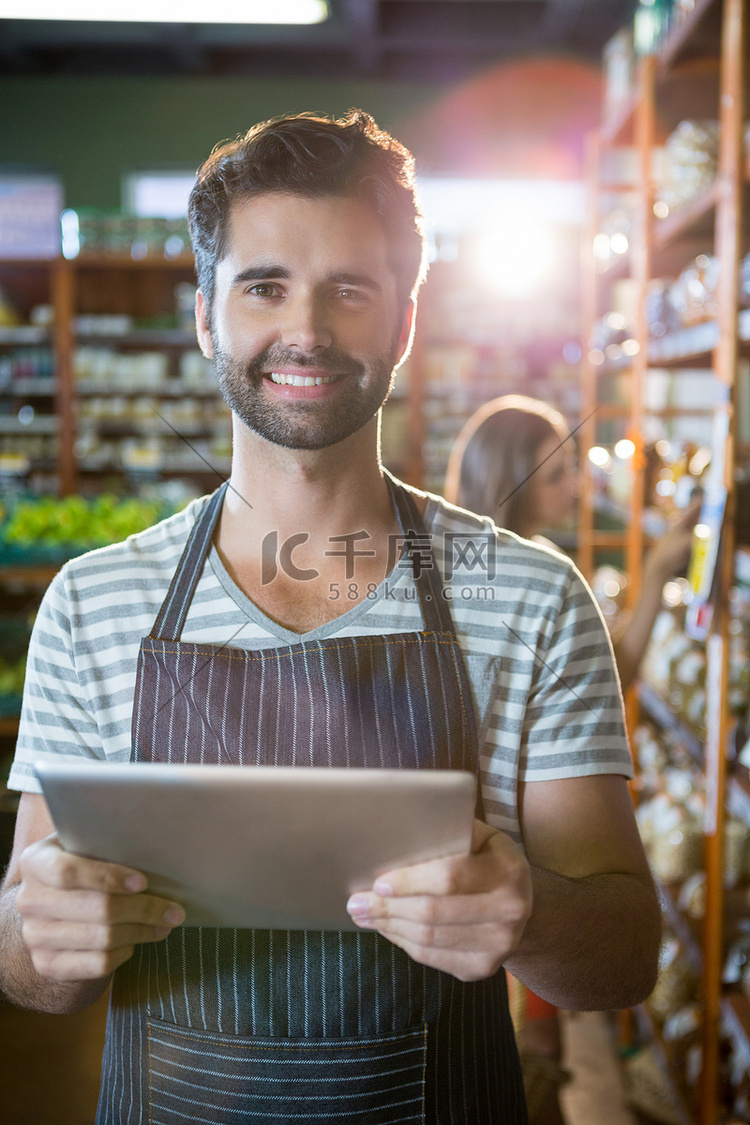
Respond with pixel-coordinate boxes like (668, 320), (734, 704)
(280, 295), (333, 352)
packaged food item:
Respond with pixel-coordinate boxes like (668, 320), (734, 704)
(668, 255), (720, 326)
(622, 1045), (686, 1125)
(649, 938), (699, 1021)
(637, 792), (704, 883)
(656, 121), (720, 213)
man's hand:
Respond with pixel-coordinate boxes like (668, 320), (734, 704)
(16, 834), (185, 984)
(345, 819), (532, 982)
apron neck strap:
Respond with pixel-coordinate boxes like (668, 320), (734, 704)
(150, 481), (228, 641)
(151, 473), (456, 641)
(384, 470), (455, 635)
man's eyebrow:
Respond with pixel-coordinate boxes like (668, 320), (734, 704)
(231, 265), (291, 286)
(326, 272), (382, 292)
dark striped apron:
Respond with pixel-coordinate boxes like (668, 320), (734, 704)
(96, 476), (527, 1125)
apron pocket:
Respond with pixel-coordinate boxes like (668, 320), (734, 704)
(147, 1015), (428, 1124)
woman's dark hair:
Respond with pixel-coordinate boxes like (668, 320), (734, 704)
(444, 395), (569, 536)
(188, 109), (426, 325)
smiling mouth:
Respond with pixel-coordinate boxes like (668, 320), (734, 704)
(269, 372), (340, 387)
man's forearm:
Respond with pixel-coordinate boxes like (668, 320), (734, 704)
(504, 865), (662, 1011)
(0, 884), (109, 1014)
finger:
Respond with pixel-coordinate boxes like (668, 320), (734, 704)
(17, 885), (185, 929)
(21, 836), (149, 896)
(372, 930), (504, 984)
(349, 890), (495, 928)
(22, 916), (175, 953)
(355, 911), (501, 951)
(348, 885), (531, 939)
(371, 828), (525, 899)
(27, 944), (140, 983)
(471, 819), (497, 852)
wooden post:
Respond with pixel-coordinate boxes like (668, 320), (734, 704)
(51, 258), (75, 497)
(578, 130), (601, 581)
(699, 1), (745, 1121)
(627, 54), (656, 615)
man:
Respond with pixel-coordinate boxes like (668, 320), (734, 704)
(0, 111), (660, 1124)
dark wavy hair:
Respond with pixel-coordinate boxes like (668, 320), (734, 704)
(444, 395), (569, 536)
(188, 109), (427, 326)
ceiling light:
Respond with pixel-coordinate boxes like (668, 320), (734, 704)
(0, 0), (328, 23)
(474, 216), (558, 300)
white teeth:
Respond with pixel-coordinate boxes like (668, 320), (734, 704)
(269, 372), (338, 387)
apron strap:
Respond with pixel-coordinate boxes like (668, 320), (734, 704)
(384, 472), (484, 818)
(150, 482), (228, 641)
(152, 474), (455, 641)
(384, 470), (455, 636)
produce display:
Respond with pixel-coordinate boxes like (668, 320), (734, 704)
(0, 654), (26, 717)
(0, 614), (33, 717)
(0, 493), (180, 562)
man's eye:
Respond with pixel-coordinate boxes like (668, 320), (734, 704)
(247, 284), (277, 297)
(337, 288), (364, 301)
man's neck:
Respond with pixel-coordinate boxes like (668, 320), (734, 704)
(221, 423), (394, 552)
(211, 422), (419, 632)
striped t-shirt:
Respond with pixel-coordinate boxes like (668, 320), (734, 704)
(10, 485), (632, 846)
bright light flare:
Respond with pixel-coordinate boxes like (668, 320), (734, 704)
(474, 216), (557, 299)
(588, 446), (611, 468)
(614, 439), (635, 459)
(0, 0), (328, 21)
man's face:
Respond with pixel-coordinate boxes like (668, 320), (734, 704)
(196, 192), (413, 451)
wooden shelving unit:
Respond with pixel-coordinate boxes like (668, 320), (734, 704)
(581, 3), (749, 1121)
(633, 1003), (697, 1125)
(0, 253), (230, 496)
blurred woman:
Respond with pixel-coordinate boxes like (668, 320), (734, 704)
(444, 393), (696, 1123)
(445, 393), (696, 693)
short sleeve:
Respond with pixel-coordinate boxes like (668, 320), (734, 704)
(519, 566), (633, 782)
(8, 570), (103, 794)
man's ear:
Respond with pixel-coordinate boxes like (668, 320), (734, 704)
(195, 290), (214, 359)
(395, 300), (416, 365)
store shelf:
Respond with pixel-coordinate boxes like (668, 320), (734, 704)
(76, 329), (196, 348)
(637, 683), (704, 765)
(658, 881), (704, 973)
(653, 180), (720, 249)
(727, 764), (750, 826)
(658, 0), (723, 72)
(76, 379), (218, 397)
(1, 377), (56, 396)
(0, 566), (61, 586)
(79, 421), (222, 437)
(633, 1004), (696, 1125)
(590, 13), (750, 1093)
(0, 326), (50, 345)
(68, 253), (195, 271)
(600, 89), (640, 146)
(595, 252), (632, 282)
(0, 416), (57, 434)
(647, 308), (750, 365)
(721, 992), (750, 1070)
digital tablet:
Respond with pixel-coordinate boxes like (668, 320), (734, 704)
(34, 760), (476, 931)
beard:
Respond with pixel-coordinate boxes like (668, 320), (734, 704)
(212, 341), (399, 451)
